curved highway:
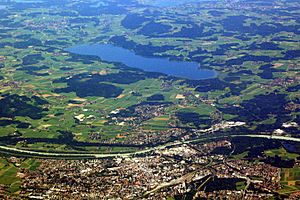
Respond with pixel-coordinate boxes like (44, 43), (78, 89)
(0, 134), (299, 159)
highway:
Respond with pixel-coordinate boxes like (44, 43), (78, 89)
(0, 134), (299, 159)
(234, 134), (300, 142)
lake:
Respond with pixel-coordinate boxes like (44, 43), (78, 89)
(66, 44), (216, 80)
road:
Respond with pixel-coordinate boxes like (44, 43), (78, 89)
(0, 134), (299, 159)
(234, 134), (300, 142)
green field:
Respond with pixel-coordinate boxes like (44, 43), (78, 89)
(0, 0), (298, 154)
(0, 158), (40, 194)
(280, 167), (300, 195)
(265, 148), (300, 160)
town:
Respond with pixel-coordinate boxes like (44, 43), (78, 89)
(0, 139), (291, 199)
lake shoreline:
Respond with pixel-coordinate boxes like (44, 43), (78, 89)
(66, 44), (217, 80)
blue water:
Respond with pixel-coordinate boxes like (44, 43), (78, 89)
(66, 44), (216, 80)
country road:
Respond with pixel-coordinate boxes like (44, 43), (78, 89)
(0, 134), (299, 159)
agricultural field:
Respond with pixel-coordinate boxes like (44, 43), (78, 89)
(280, 167), (300, 195)
(0, 158), (39, 196)
(0, 0), (298, 154)
(0, 0), (299, 198)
